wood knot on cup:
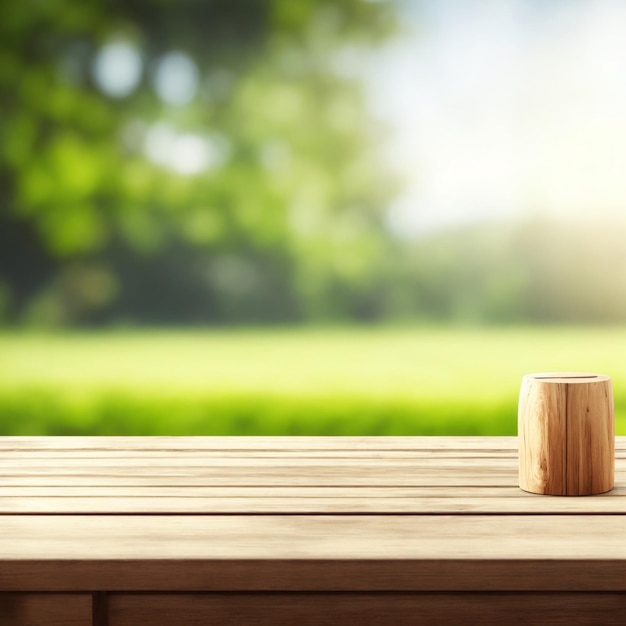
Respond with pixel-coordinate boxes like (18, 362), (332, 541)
(518, 373), (614, 496)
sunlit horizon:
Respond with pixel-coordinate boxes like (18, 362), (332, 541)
(370, 0), (626, 235)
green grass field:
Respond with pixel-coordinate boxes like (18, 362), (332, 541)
(1, 326), (625, 435)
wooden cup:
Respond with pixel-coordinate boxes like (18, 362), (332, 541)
(518, 372), (614, 496)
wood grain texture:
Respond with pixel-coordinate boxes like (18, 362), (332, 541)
(1, 515), (626, 592)
(1, 436), (625, 601)
(566, 379), (615, 495)
(109, 592), (626, 626)
(4, 560), (626, 593)
(0, 437), (623, 514)
(0, 593), (91, 626)
(519, 373), (614, 495)
(0, 485), (624, 514)
(0, 436), (522, 451)
(3, 514), (626, 561)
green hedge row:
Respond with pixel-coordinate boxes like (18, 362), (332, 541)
(0, 391), (528, 436)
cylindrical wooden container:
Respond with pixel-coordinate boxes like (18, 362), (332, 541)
(518, 373), (614, 496)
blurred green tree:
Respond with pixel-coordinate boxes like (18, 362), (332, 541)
(0, 0), (399, 325)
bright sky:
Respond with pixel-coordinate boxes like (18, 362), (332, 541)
(370, 0), (626, 234)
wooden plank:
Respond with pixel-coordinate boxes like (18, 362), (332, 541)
(0, 437), (622, 457)
(0, 435), (622, 453)
(0, 593), (91, 626)
(4, 560), (626, 593)
(108, 592), (626, 626)
(0, 514), (625, 563)
(0, 457), (529, 468)
(0, 436), (525, 450)
(0, 486), (623, 514)
(0, 450), (523, 459)
(0, 471), (522, 487)
(4, 471), (626, 488)
(2, 453), (625, 467)
(0, 454), (528, 468)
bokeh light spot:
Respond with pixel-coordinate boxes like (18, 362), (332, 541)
(143, 123), (227, 176)
(153, 51), (199, 106)
(93, 41), (142, 98)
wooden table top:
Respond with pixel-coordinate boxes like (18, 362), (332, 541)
(1, 436), (625, 593)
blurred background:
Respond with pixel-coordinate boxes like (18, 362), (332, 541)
(1, 0), (625, 435)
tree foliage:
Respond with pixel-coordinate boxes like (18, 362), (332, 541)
(0, 0), (399, 325)
(3, 1), (625, 326)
